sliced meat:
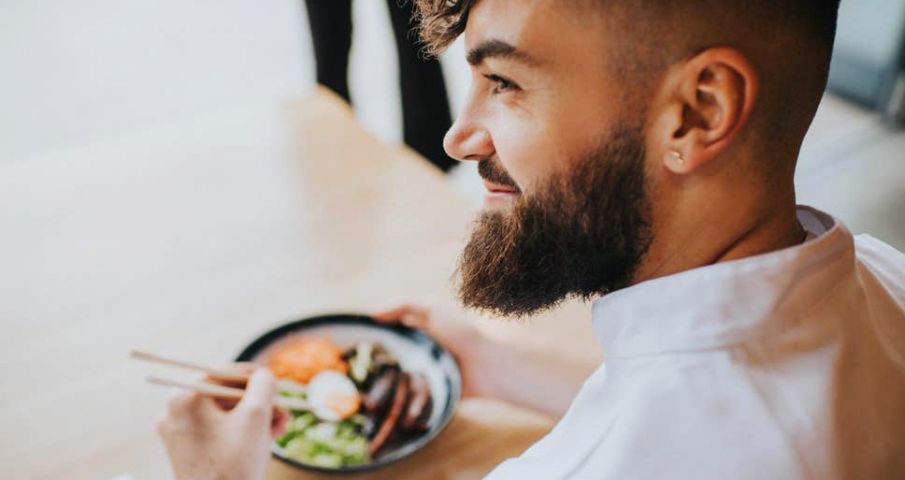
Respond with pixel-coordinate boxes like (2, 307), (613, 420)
(362, 368), (398, 413)
(368, 372), (410, 458)
(402, 373), (431, 430)
(412, 397), (433, 431)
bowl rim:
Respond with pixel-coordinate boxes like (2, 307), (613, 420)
(235, 313), (462, 474)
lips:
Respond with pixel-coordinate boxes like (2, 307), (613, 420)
(483, 180), (519, 194)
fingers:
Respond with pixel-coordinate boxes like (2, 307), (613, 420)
(159, 391), (221, 436)
(167, 391), (202, 414)
(373, 304), (430, 328)
(372, 304), (418, 322)
(399, 312), (428, 330)
(213, 397), (240, 411)
(206, 362), (258, 390)
(224, 362), (258, 377)
(237, 368), (277, 415)
(271, 408), (290, 439)
(155, 413), (170, 436)
(189, 363), (257, 411)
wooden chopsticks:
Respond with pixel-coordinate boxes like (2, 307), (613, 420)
(147, 375), (248, 400)
(130, 350), (251, 383)
(132, 350), (309, 411)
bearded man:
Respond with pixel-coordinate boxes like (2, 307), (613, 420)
(157, 1), (905, 478)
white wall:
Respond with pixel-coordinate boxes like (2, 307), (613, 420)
(835, 0), (905, 64)
(0, 1), (309, 161)
(0, 0), (471, 163)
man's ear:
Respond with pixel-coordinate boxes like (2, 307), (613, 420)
(652, 47), (759, 174)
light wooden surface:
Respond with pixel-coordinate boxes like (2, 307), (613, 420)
(0, 88), (602, 480)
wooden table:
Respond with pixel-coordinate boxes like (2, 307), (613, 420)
(0, 88), (602, 479)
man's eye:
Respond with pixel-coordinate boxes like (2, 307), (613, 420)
(483, 74), (518, 95)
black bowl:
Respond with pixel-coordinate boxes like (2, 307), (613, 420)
(236, 313), (462, 474)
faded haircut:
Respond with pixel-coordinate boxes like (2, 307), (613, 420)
(412, 0), (844, 170)
(413, 0), (841, 57)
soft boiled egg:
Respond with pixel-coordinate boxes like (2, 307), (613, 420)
(307, 371), (361, 421)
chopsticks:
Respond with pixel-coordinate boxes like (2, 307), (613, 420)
(132, 350), (309, 411)
(146, 375), (309, 410)
(148, 375), (247, 400)
(131, 350), (251, 383)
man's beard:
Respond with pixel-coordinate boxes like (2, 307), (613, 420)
(456, 127), (653, 318)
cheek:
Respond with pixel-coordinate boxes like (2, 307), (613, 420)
(489, 118), (565, 193)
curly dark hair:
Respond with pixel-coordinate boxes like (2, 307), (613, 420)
(412, 0), (477, 55)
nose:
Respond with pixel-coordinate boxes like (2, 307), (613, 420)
(443, 114), (494, 162)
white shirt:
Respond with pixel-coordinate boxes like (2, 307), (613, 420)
(486, 206), (905, 480)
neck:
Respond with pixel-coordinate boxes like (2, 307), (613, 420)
(632, 188), (804, 285)
(709, 201), (805, 265)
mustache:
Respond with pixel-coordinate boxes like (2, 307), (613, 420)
(478, 159), (521, 192)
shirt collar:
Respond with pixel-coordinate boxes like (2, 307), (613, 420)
(591, 206), (854, 358)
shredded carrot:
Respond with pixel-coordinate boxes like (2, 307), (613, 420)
(267, 337), (348, 384)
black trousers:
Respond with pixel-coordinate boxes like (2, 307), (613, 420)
(304, 0), (457, 172)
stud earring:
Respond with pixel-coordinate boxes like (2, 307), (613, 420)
(669, 150), (685, 165)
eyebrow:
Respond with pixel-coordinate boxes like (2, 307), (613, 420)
(466, 39), (537, 67)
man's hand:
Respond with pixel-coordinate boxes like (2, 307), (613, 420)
(374, 302), (596, 418)
(373, 303), (494, 398)
(156, 368), (280, 480)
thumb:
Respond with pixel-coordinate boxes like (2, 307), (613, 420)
(238, 368), (277, 412)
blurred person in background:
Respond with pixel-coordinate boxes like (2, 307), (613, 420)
(158, 0), (905, 479)
(304, 0), (457, 172)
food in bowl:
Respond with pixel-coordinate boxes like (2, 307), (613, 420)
(268, 337), (348, 383)
(265, 337), (434, 469)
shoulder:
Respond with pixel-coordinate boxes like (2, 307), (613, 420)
(854, 234), (905, 307)
(564, 356), (814, 479)
(856, 234), (905, 270)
